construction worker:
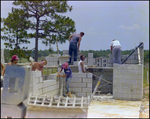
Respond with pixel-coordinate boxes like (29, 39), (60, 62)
(1, 63), (5, 87)
(30, 59), (47, 75)
(68, 32), (85, 65)
(78, 54), (86, 73)
(57, 62), (72, 97)
(1, 55), (19, 86)
(110, 39), (121, 64)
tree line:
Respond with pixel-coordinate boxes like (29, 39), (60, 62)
(4, 49), (149, 64)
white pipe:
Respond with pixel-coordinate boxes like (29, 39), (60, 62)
(147, 71), (149, 84)
(137, 48), (141, 64)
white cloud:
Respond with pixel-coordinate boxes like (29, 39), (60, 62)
(87, 27), (98, 35)
(119, 24), (140, 30)
(101, 32), (107, 35)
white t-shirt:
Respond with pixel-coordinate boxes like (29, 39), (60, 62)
(110, 40), (121, 47)
(78, 60), (85, 73)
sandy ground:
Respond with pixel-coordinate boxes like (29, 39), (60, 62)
(87, 96), (143, 118)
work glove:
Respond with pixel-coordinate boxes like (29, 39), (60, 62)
(1, 76), (4, 80)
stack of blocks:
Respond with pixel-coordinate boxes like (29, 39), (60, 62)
(63, 73), (93, 97)
(88, 53), (94, 66)
(45, 55), (58, 66)
(113, 63), (143, 100)
(29, 71), (59, 97)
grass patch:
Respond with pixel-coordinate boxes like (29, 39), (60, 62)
(143, 68), (149, 88)
(43, 67), (58, 76)
(143, 66), (149, 99)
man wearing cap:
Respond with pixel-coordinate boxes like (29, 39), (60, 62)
(110, 39), (121, 64)
(57, 62), (73, 97)
(1, 55), (19, 81)
(30, 59), (47, 75)
(68, 32), (85, 65)
(7, 55), (19, 65)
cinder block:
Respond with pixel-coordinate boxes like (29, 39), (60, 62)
(78, 73), (87, 78)
(122, 94), (132, 100)
(113, 84), (122, 88)
(46, 57), (54, 62)
(83, 78), (92, 83)
(71, 78), (82, 83)
(137, 80), (143, 87)
(69, 83), (77, 88)
(132, 94), (142, 100)
(72, 88), (81, 92)
(86, 83), (92, 88)
(113, 88), (118, 94)
(88, 53), (93, 58)
(49, 74), (57, 80)
(77, 83), (86, 88)
(82, 88), (92, 93)
(88, 58), (93, 66)
(113, 93), (123, 99)
(86, 73), (92, 78)
(53, 57), (58, 61)
(118, 79), (128, 84)
(122, 74), (132, 79)
(86, 93), (92, 96)
(128, 79), (138, 84)
(132, 84), (142, 89)
(76, 92), (86, 97)
(122, 83), (132, 89)
(113, 74), (122, 79)
(72, 73), (78, 78)
(73, 61), (78, 66)
(39, 76), (43, 82)
(132, 74), (142, 80)
(113, 79), (118, 84)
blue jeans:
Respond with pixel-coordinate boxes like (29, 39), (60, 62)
(113, 47), (121, 64)
(65, 77), (72, 92)
(69, 43), (77, 63)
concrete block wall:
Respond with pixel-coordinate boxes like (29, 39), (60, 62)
(113, 64), (143, 100)
(62, 73), (93, 97)
(29, 71), (59, 97)
(1, 49), (5, 64)
(45, 55), (58, 66)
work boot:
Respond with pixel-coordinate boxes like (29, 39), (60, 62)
(68, 92), (72, 98)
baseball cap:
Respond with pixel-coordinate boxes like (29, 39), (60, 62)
(62, 62), (68, 69)
(12, 55), (19, 60)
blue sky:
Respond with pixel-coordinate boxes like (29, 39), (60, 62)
(1, 1), (149, 51)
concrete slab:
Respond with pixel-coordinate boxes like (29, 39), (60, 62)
(87, 96), (141, 118)
(2, 65), (31, 105)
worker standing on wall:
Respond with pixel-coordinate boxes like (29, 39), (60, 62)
(68, 32), (85, 65)
(57, 62), (73, 98)
(78, 54), (86, 73)
(110, 39), (121, 64)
